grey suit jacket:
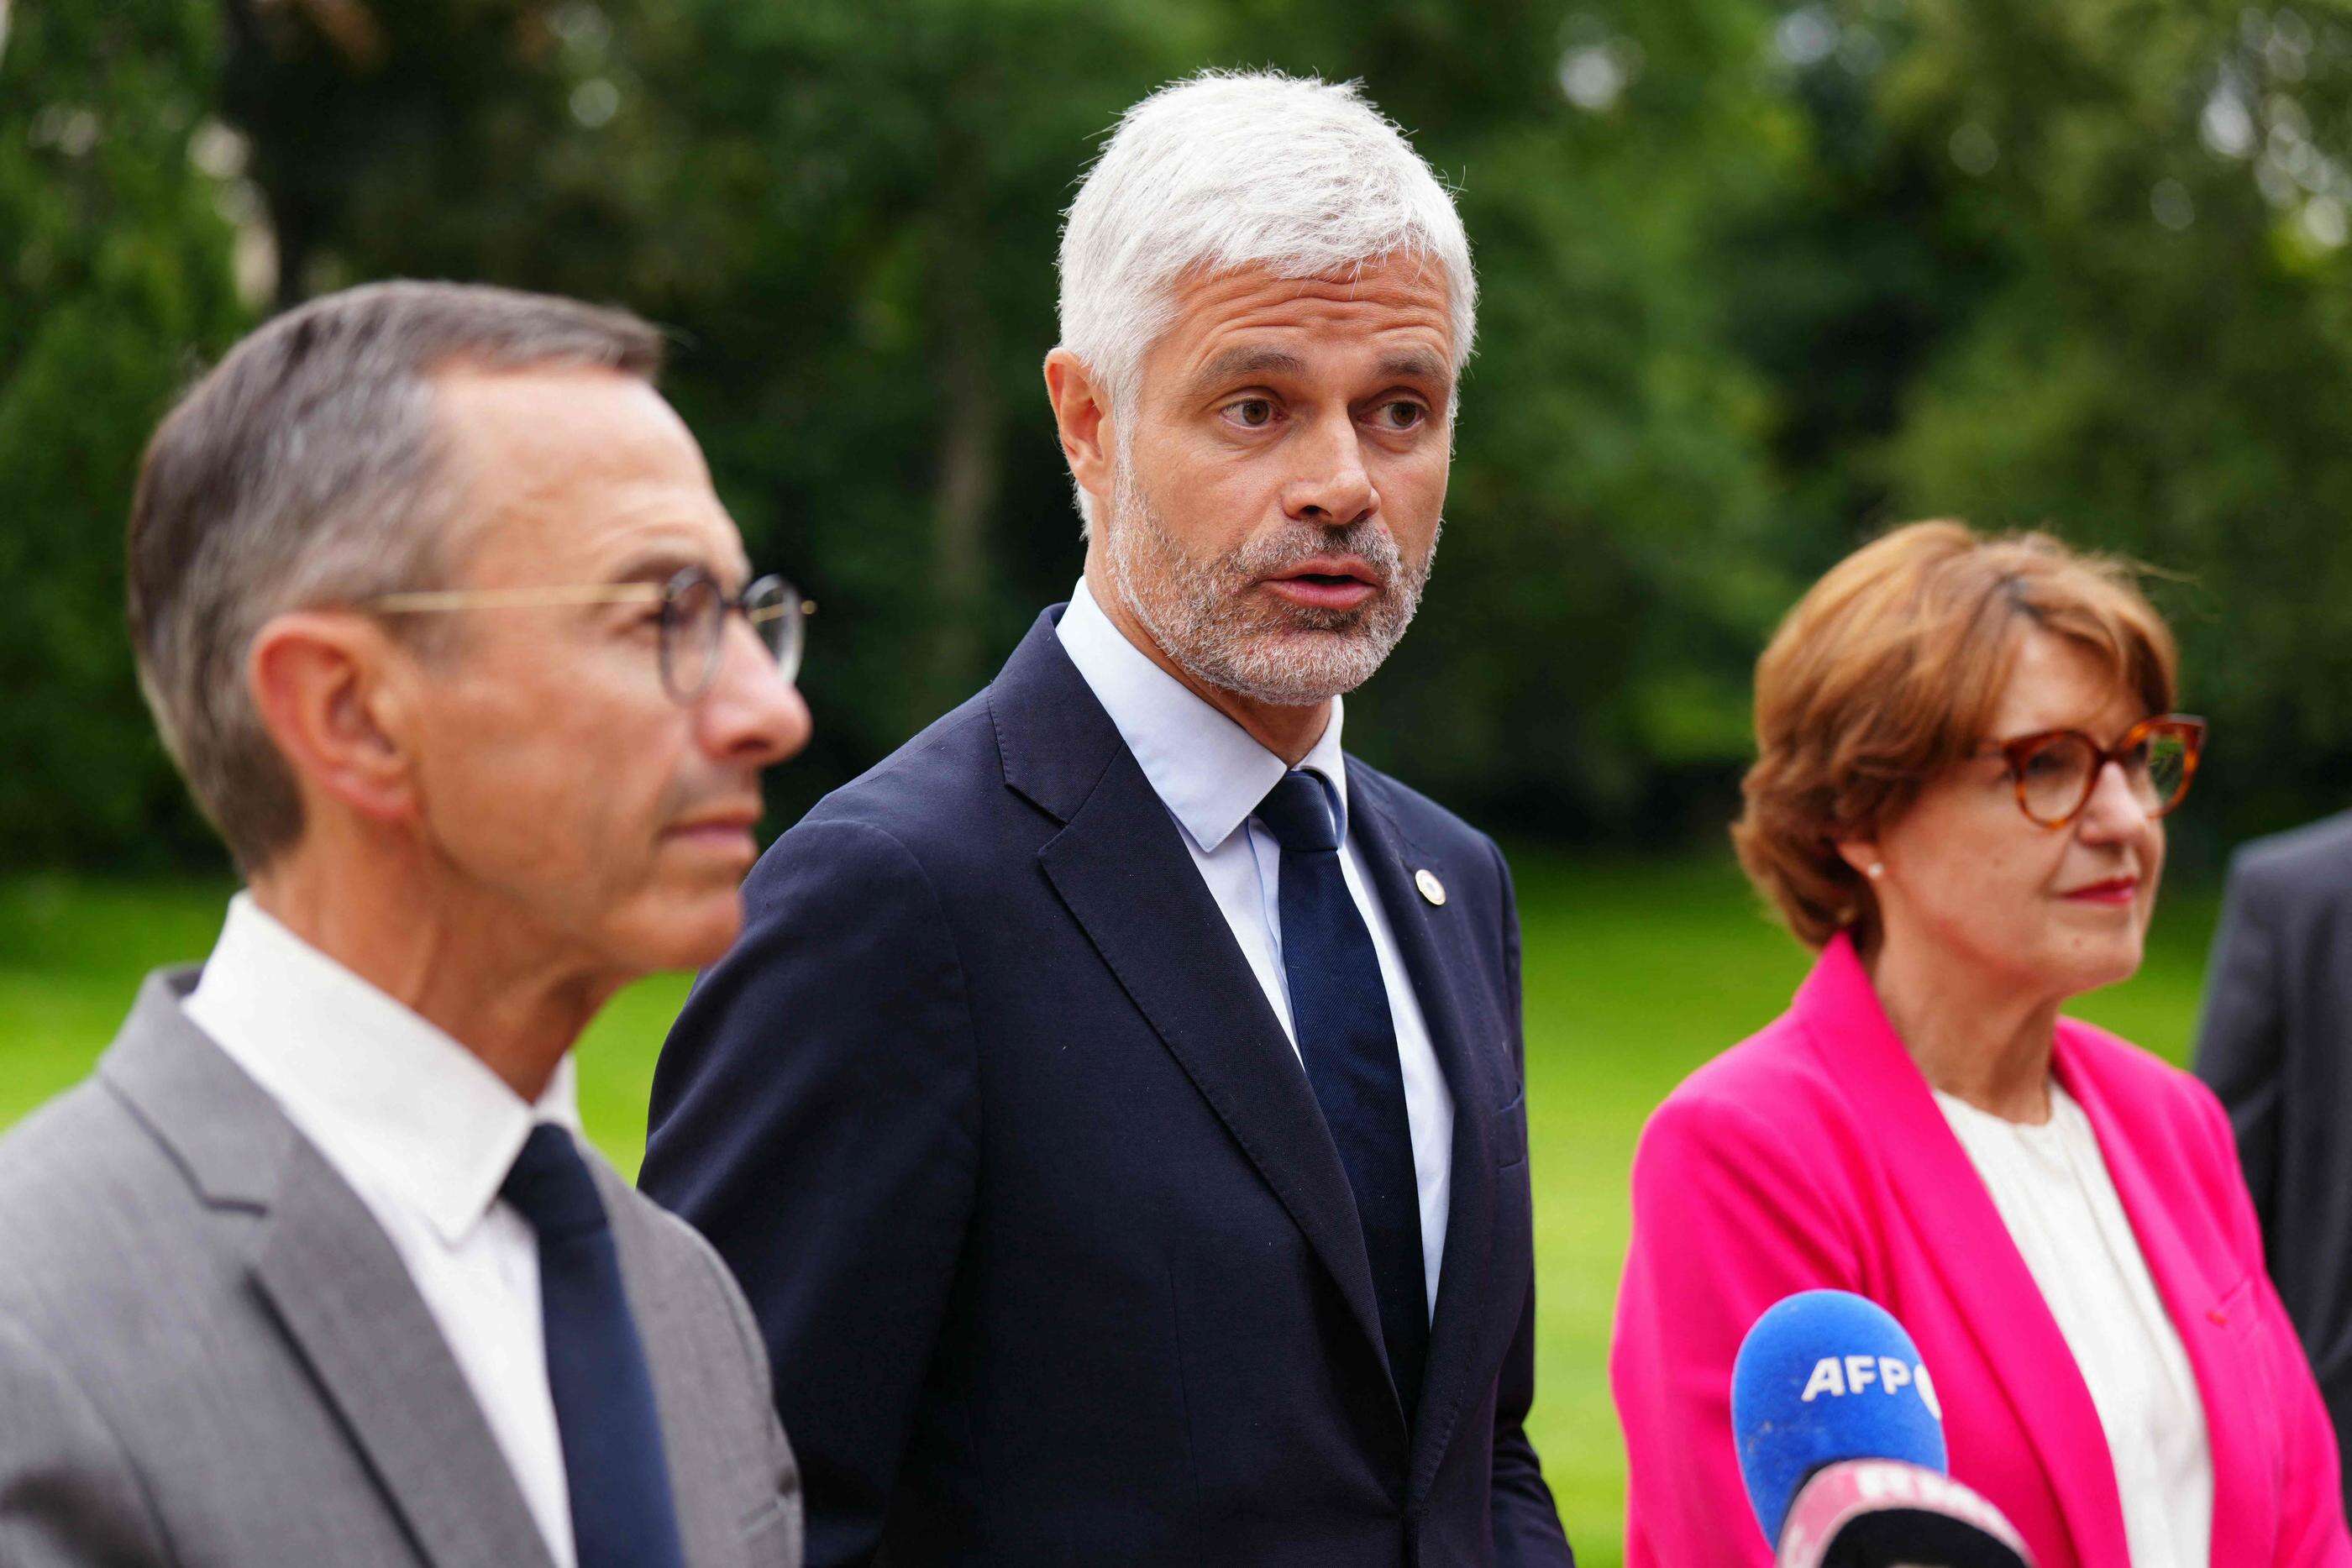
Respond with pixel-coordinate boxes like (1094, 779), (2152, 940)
(2194, 807), (2352, 1518)
(0, 968), (801, 1567)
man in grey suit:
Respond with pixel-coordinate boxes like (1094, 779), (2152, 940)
(0, 281), (811, 1565)
(2195, 807), (2352, 1520)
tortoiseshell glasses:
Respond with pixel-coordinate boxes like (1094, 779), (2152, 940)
(1980, 715), (2207, 829)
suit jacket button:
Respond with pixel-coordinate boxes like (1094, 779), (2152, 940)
(1415, 868), (1446, 906)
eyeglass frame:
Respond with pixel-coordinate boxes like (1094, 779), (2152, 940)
(363, 564), (811, 703)
(1974, 713), (2208, 830)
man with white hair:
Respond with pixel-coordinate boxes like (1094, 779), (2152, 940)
(643, 72), (1572, 1565)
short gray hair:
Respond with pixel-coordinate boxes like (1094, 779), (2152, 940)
(1057, 71), (1477, 532)
(127, 280), (664, 873)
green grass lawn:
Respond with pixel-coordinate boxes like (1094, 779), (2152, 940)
(0, 856), (2222, 1563)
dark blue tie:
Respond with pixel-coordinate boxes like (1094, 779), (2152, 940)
(1255, 768), (1429, 1418)
(501, 1123), (687, 1568)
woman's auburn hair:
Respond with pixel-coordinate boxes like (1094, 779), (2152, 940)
(1732, 519), (2180, 952)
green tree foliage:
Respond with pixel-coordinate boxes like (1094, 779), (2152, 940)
(13, 0), (2352, 867)
(1331, 3), (1791, 836)
(0, 1), (249, 868)
(210, 0), (1221, 825)
(1872, 0), (2352, 852)
(1701, 0), (2352, 855)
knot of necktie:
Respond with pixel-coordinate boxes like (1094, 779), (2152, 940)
(1255, 769), (1341, 854)
(501, 1123), (609, 1241)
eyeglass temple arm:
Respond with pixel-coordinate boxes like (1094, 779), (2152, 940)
(367, 584), (666, 612)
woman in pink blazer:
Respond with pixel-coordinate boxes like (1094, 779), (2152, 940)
(1611, 522), (2349, 1567)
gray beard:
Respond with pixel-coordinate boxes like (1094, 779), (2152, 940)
(1105, 466), (1437, 708)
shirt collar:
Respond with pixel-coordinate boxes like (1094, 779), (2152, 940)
(186, 893), (581, 1247)
(1294, 683), (1353, 838)
(1057, 578), (1349, 852)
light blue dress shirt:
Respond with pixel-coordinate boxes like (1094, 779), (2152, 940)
(1057, 578), (1454, 1315)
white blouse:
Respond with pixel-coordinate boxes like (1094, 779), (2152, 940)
(1935, 1083), (2213, 1566)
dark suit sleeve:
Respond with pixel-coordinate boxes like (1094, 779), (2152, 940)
(0, 1312), (171, 1565)
(1485, 842), (1574, 1565)
(2193, 852), (2287, 1255)
(642, 815), (979, 1568)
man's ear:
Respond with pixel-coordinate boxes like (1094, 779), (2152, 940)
(1043, 349), (1116, 512)
(245, 611), (423, 828)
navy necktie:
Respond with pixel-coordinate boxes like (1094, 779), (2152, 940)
(501, 1123), (687, 1568)
(1254, 768), (1429, 1419)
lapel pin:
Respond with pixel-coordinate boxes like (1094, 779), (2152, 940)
(1415, 868), (1446, 907)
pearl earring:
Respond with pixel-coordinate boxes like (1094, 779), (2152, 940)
(1866, 863), (1884, 880)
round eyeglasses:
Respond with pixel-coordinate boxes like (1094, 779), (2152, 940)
(651, 567), (807, 702)
(1981, 714), (2207, 829)
(365, 565), (811, 705)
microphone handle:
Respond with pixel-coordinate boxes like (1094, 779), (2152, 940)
(1775, 1460), (2034, 1568)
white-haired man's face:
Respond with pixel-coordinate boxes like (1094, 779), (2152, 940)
(1059, 255), (1455, 709)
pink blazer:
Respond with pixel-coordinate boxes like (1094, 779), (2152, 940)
(1610, 933), (2350, 1567)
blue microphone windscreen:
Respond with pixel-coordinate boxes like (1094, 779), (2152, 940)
(1730, 1289), (1948, 1547)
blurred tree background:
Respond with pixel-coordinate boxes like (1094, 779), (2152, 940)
(8, 0), (2352, 873)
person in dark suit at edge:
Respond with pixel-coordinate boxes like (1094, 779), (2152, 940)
(2195, 808), (2352, 1522)
(640, 69), (1572, 1568)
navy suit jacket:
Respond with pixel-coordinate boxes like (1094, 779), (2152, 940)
(642, 609), (1570, 1567)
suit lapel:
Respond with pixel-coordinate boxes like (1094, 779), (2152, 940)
(596, 1159), (759, 1568)
(995, 611), (1396, 1413)
(102, 970), (554, 1568)
(251, 1137), (557, 1568)
(2059, 1041), (2264, 1562)
(1349, 770), (1518, 1500)
(1038, 746), (1395, 1403)
(1798, 941), (2132, 1565)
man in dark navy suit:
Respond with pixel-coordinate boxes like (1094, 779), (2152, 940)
(642, 70), (1572, 1567)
